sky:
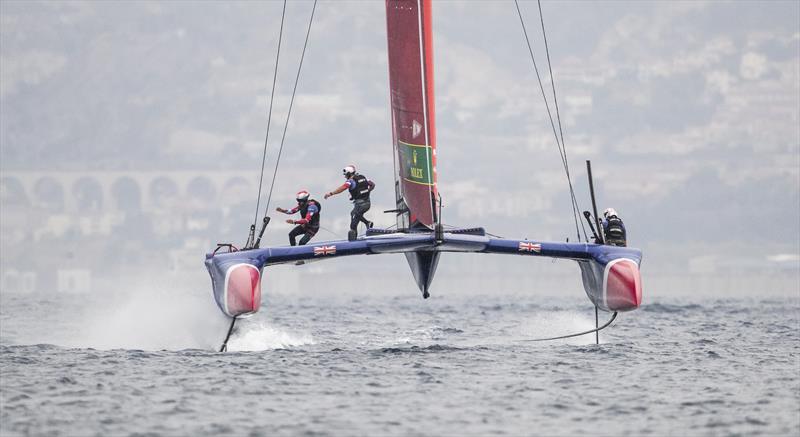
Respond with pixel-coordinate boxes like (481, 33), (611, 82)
(1, 0), (798, 299)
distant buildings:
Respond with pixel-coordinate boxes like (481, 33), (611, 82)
(0, 170), (256, 294)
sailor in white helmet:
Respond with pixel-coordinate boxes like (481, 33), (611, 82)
(601, 207), (627, 247)
(325, 165), (376, 241)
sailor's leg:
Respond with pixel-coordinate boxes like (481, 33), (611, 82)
(358, 200), (372, 226)
(351, 200), (370, 226)
(299, 227), (318, 246)
(349, 205), (361, 231)
(348, 204), (361, 241)
(350, 201), (371, 240)
(288, 225), (304, 246)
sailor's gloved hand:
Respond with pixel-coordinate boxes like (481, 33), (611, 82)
(324, 192), (331, 199)
(286, 219), (295, 224)
(276, 207), (286, 213)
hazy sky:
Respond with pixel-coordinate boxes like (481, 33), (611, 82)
(1, 0), (798, 294)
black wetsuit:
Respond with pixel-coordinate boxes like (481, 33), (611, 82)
(347, 174), (373, 240)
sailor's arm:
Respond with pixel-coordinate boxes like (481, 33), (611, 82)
(367, 180), (375, 192)
(324, 182), (350, 199)
(276, 206), (299, 214)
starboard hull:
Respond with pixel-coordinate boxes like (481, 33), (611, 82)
(205, 256), (262, 318)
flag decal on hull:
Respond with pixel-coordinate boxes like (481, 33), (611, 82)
(314, 245), (337, 256)
(518, 242), (541, 253)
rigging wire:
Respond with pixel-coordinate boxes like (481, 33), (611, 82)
(513, 0), (584, 242)
(536, 0), (588, 242)
(248, 0), (288, 248)
(263, 0), (318, 216)
(317, 225), (341, 239)
(536, 0), (565, 160)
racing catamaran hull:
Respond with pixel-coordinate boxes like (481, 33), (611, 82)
(205, 0), (643, 327)
(205, 232), (642, 317)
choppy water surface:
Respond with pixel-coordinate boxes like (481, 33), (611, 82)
(1, 291), (798, 436)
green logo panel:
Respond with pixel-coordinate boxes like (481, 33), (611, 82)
(398, 141), (433, 185)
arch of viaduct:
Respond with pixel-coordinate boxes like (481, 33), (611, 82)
(1, 171), (260, 213)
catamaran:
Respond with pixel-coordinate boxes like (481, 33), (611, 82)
(205, 0), (642, 351)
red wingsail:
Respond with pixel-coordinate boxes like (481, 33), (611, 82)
(386, 0), (438, 230)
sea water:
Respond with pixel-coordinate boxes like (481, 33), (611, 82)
(1, 290), (798, 436)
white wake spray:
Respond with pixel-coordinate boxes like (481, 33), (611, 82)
(225, 321), (314, 351)
(50, 275), (230, 350)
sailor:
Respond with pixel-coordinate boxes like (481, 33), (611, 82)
(276, 190), (321, 246)
(602, 208), (627, 247)
(324, 165), (375, 241)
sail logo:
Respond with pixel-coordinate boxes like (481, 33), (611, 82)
(412, 120), (422, 139)
(518, 242), (541, 253)
(399, 141), (433, 185)
(313, 245), (337, 256)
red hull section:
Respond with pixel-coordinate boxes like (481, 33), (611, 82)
(386, 0), (438, 229)
(225, 263), (262, 317)
(604, 259), (642, 311)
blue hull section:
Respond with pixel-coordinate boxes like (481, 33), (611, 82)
(205, 230), (643, 317)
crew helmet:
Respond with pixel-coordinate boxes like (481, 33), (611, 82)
(296, 190), (310, 203)
(603, 208), (618, 219)
(342, 165), (356, 178)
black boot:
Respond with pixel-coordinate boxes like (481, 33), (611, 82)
(348, 229), (357, 241)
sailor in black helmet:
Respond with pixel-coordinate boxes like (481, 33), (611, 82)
(601, 208), (627, 247)
(276, 190), (321, 246)
(325, 165), (375, 241)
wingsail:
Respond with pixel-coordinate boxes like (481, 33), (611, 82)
(386, 0), (439, 230)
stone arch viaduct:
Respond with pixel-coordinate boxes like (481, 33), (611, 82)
(1, 171), (260, 213)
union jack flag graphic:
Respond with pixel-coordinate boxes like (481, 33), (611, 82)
(313, 245), (337, 256)
(518, 242), (541, 253)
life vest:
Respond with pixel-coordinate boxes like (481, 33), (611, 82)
(605, 216), (626, 247)
(299, 199), (321, 228)
(348, 174), (371, 201)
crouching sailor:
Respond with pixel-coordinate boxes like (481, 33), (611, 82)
(324, 165), (375, 241)
(276, 190), (321, 246)
(602, 208), (627, 247)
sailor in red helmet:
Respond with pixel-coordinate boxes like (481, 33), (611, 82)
(276, 190), (321, 246)
(325, 165), (375, 241)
